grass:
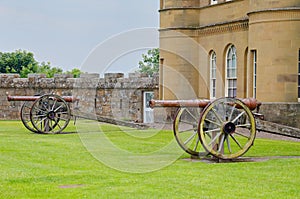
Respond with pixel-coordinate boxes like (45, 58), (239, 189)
(0, 120), (299, 198)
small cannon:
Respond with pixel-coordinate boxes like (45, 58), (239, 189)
(150, 97), (262, 160)
(7, 93), (78, 134)
(7, 93), (149, 134)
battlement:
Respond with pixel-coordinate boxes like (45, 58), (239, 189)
(0, 72), (159, 123)
(0, 72), (159, 89)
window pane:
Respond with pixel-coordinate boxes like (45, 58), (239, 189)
(226, 45), (237, 97)
(233, 89), (237, 97)
(228, 89), (231, 97)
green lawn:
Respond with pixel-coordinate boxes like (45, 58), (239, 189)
(0, 120), (299, 199)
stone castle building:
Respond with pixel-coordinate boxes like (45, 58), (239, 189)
(159, 0), (300, 102)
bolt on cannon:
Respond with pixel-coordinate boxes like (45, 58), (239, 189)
(150, 97), (262, 160)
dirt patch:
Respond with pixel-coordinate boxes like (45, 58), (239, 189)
(59, 184), (85, 189)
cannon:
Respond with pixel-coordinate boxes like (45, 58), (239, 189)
(150, 97), (262, 160)
(7, 94), (78, 134)
(7, 93), (148, 134)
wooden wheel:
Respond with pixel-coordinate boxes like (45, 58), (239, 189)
(30, 94), (71, 134)
(198, 97), (256, 159)
(20, 101), (39, 133)
(173, 107), (206, 156)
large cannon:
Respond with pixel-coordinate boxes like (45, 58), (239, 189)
(7, 94), (78, 134)
(150, 97), (262, 160)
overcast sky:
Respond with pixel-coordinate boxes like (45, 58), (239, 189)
(0, 0), (160, 73)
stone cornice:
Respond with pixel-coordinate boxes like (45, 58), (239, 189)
(159, 18), (249, 36)
(248, 7), (300, 25)
(248, 7), (300, 15)
(159, 0), (243, 12)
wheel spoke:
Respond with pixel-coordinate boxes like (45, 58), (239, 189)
(54, 104), (64, 112)
(205, 127), (221, 134)
(51, 98), (58, 111)
(193, 136), (200, 151)
(234, 130), (250, 139)
(230, 134), (243, 149)
(236, 123), (251, 128)
(228, 104), (237, 121)
(232, 111), (245, 123)
(185, 109), (198, 122)
(32, 107), (48, 115)
(212, 108), (224, 123)
(226, 136), (232, 153)
(179, 128), (196, 134)
(204, 118), (222, 127)
(24, 104), (32, 109)
(32, 114), (47, 118)
(41, 102), (50, 112)
(56, 122), (62, 130)
(180, 119), (197, 126)
(184, 131), (198, 145)
(221, 101), (227, 121)
(43, 119), (50, 132)
(218, 134), (225, 153)
(208, 131), (222, 146)
(55, 117), (68, 122)
(34, 117), (47, 127)
(54, 111), (69, 115)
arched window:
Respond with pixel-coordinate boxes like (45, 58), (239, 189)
(226, 45), (237, 97)
(210, 51), (217, 99)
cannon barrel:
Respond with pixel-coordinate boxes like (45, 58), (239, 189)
(149, 99), (211, 108)
(150, 98), (261, 111)
(7, 95), (77, 103)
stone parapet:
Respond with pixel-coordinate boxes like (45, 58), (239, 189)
(0, 73), (159, 123)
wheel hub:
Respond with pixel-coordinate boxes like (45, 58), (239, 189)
(47, 111), (56, 120)
(223, 122), (236, 134)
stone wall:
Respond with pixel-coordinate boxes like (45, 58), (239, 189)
(0, 73), (159, 123)
(259, 103), (300, 129)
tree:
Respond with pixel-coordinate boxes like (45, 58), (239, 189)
(37, 62), (63, 78)
(0, 49), (84, 78)
(65, 68), (82, 78)
(0, 50), (39, 76)
(138, 48), (159, 77)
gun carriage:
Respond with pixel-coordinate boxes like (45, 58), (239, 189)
(7, 94), (77, 134)
(150, 97), (262, 160)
